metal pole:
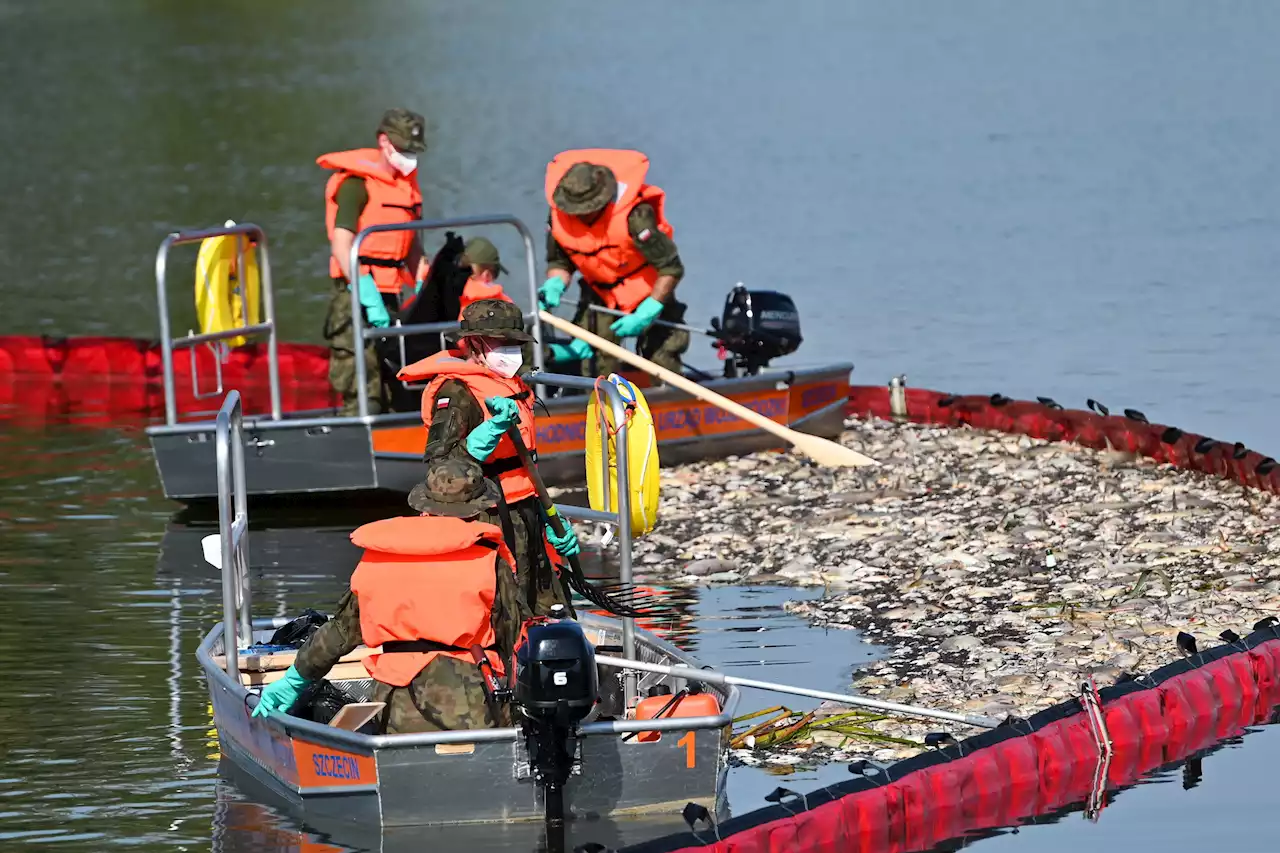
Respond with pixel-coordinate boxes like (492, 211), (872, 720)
(216, 391), (242, 677)
(346, 230), (371, 419)
(232, 405), (251, 643)
(256, 231), (283, 420)
(608, 386), (638, 708)
(593, 655), (1003, 729)
(513, 217), (546, 400)
(155, 234), (179, 426)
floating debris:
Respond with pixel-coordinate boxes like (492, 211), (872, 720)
(635, 416), (1280, 762)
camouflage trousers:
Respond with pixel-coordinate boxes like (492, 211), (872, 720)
(571, 287), (690, 378)
(481, 497), (575, 618)
(323, 279), (388, 416)
(371, 657), (512, 734)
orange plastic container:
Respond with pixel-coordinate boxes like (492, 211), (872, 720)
(632, 691), (721, 743)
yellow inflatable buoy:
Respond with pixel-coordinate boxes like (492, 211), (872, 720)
(586, 374), (660, 536)
(195, 221), (261, 348)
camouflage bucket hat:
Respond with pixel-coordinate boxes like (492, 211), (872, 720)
(459, 236), (508, 275)
(450, 297), (534, 343)
(552, 162), (617, 215)
(377, 108), (427, 153)
(407, 456), (501, 516)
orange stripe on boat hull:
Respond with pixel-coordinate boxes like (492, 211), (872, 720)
(372, 376), (847, 457)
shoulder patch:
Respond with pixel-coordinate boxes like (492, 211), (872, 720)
(637, 228), (652, 242)
(436, 398), (450, 409)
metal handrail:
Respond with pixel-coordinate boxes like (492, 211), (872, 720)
(215, 391), (251, 677)
(347, 215), (545, 418)
(155, 223), (281, 425)
(527, 372), (636, 701)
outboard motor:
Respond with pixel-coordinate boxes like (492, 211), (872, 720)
(709, 284), (803, 377)
(511, 606), (598, 849)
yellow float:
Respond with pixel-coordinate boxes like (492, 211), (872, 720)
(586, 374), (660, 536)
(194, 221), (260, 348)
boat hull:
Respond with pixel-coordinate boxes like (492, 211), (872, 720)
(200, 614), (737, 828)
(148, 363), (852, 501)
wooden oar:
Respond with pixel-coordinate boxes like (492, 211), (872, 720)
(537, 311), (877, 468)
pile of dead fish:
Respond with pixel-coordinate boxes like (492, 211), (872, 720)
(629, 416), (1280, 767)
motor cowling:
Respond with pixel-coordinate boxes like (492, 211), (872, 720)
(512, 615), (599, 727)
(711, 285), (803, 377)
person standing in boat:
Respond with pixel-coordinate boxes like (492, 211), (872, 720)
(397, 298), (580, 616)
(538, 149), (690, 377)
(456, 237), (514, 312)
(252, 457), (531, 732)
(318, 108), (431, 415)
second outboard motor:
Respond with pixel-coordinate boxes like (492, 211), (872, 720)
(710, 284), (803, 377)
(511, 606), (599, 850)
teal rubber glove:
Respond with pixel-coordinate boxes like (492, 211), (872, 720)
(609, 297), (664, 337)
(548, 339), (594, 362)
(545, 512), (581, 558)
(252, 664), (310, 718)
(465, 396), (520, 461)
(413, 278), (425, 294)
(538, 276), (567, 309)
(350, 273), (391, 328)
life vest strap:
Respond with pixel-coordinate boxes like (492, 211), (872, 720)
(483, 450), (536, 477)
(380, 639), (499, 654)
(358, 256), (407, 269)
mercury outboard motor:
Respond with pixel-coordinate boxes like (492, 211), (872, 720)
(709, 284), (803, 378)
(511, 606), (598, 851)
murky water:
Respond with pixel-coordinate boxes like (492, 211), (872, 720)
(2, 0), (1279, 850)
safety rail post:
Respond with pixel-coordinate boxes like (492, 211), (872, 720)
(348, 215), (546, 419)
(524, 372), (638, 708)
(154, 223), (281, 425)
(215, 391), (252, 677)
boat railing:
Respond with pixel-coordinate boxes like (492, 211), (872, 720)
(347, 215), (546, 416)
(214, 390), (252, 677)
(155, 223), (281, 426)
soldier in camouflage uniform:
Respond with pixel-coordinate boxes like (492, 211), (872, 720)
(414, 299), (578, 617)
(321, 108), (431, 416)
(539, 153), (690, 377)
(253, 457), (531, 733)
(322, 287), (386, 416)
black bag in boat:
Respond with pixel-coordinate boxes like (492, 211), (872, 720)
(267, 609), (329, 648)
(381, 231), (469, 412)
(291, 679), (370, 728)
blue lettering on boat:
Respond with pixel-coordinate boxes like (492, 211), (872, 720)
(801, 383), (838, 410)
(654, 398), (787, 432)
(313, 753), (361, 780)
(536, 421), (587, 446)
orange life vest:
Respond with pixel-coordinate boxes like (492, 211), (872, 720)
(350, 515), (516, 687)
(318, 148), (423, 295)
(458, 277), (514, 317)
(397, 351), (538, 503)
(545, 149), (674, 313)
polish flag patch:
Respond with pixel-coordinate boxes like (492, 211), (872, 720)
(436, 398), (450, 409)
(637, 228), (652, 242)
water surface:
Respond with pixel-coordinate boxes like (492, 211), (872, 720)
(1, 1), (1279, 851)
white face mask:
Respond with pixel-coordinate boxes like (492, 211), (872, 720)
(386, 148), (418, 176)
(483, 345), (523, 378)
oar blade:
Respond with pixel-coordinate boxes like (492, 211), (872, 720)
(789, 431), (878, 468)
(201, 533), (223, 569)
